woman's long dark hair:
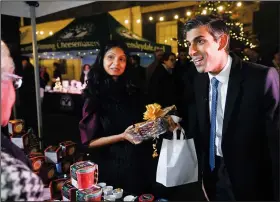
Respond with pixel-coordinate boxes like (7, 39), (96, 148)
(83, 40), (138, 106)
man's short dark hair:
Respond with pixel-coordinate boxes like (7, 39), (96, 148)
(162, 52), (176, 62)
(184, 15), (230, 52)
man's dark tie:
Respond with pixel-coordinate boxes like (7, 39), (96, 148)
(210, 77), (219, 171)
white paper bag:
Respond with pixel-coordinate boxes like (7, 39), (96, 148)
(156, 127), (198, 187)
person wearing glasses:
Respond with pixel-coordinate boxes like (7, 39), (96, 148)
(19, 56), (38, 133)
(1, 40), (44, 201)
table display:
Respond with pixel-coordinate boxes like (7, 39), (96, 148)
(7, 119), (170, 202)
(47, 79), (86, 94)
(42, 92), (84, 146)
(42, 92), (84, 117)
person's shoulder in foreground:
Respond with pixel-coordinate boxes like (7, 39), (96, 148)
(1, 151), (44, 201)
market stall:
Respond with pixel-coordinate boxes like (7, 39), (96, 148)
(20, 13), (171, 54)
(20, 13), (171, 78)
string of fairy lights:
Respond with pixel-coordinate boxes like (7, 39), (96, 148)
(136, 1), (258, 59)
(32, 1), (258, 62)
(189, 1), (257, 51)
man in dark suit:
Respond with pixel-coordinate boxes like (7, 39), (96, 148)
(145, 49), (164, 90)
(183, 15), (279, 201)
(148, 52), (177, 108)
(130, 55), (146, 90)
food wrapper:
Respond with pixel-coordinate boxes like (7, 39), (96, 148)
(126, 104), (179, 157)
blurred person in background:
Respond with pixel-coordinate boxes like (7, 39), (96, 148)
(174, 49), (197, 89)
(39, 66), (50, 89)
(80, 64), (91, 84)
(146, 49), (164, 88)
(1, 40), (44, 201)
(19, 56), (37, 134)
(148, 52), (183, 200)
(175, 49), (189, 69)
(52, 62), (62, 86)
(148, 52), (177, 107)
(130, 55), (146, 90)
(243, 48), (262, 63)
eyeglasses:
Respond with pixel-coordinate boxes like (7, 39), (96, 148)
(2, 72), (23, 89)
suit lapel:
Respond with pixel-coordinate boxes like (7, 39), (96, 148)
(222, 53), (244, 136)
(196, 73), (210, 136)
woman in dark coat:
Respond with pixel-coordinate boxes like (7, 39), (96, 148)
(80, 64), (91, 84)
(39, 66), (50, 88)
(79, 40), (153, 195)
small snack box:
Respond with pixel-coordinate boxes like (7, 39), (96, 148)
(10, 132), (29, 150)
(70, 161), (98, 189)
(11, 129), (40, 154)
(24, 130), (40, 154)
(44, 145), (63, 163)
(26, 145), (40, 154)
(61, 179), (78, 201)
(49, 178), (69, 200)
(55, 157), (73, 174)
(36, 162), (56, 185)
(8, 119), (25, 135)
(27, 152), (45, 172)
(76, 185), (102, 201)
(60, 141), (77, 157)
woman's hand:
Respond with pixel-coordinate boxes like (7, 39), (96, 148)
(121, 132), (136, 144)
(121, 125), (143, 144)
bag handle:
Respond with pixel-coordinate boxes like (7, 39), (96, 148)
(172, 126), (186, 140)
(171, 115), (186, 140)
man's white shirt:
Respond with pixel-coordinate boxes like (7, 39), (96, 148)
(208, 55), (232, 157)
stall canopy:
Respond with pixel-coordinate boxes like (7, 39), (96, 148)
(20, 13), (171, 54)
